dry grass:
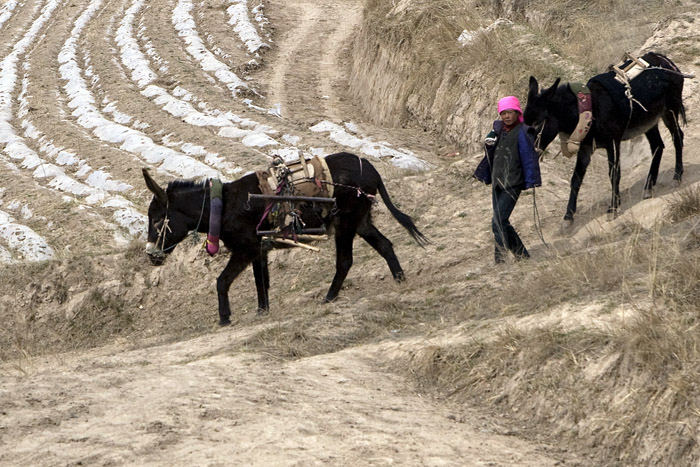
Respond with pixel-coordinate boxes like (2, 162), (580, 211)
(404, 218), (700, 465)
(668, 185), (700, 223)
(370, 0), (670, 68)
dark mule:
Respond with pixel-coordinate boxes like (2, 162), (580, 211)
(524, 52), (686, 227)
(142, 152), (428, 325)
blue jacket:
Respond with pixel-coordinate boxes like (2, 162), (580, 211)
(473, 120), (542, 189)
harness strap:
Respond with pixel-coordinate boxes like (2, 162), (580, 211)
(155, 212), (172, 254)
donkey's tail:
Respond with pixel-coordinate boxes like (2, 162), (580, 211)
(652, 52), (689, 126)
(377, 178), (430, 247)
(679, 101), (687, 126)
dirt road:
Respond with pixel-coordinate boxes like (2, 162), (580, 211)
(2, 325), (566, 466)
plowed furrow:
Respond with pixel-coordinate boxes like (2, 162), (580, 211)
(55, 0), (230, 182)
(79, 0), (246, 176)
(91, 0), (284, 169)
(0, 0), (41, 57)
(0, 0), (91, 260)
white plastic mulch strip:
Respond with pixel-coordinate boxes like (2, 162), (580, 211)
(309, 121), (430, 171)
(250, 2), (270, 37)
(173, 0), (248, 95)
(0, 0), (63, 261)
(171, 0), (282, 117)
(226, 0), (268, 54)
(117, 0), (280, 157)
(0, 0), (60, 147)
(17, 77), (146, 238)
(0, 209), (54, 262)
(116, 0), (157, 88)
(20, 78), (129, 195)
(58, 0), (218, 180)
(0, 0), (19, 31)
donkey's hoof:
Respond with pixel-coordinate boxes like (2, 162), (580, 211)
(256, 307), (269, 316)
(219, 318), (231, 326)
(606, 210), (618, 222)
(394, 271), (406, 283)
(561, 218), (574, 230)
(643, 189), (653, 200)
(323, 296), (337, 304)
(673, 178), (682, 187)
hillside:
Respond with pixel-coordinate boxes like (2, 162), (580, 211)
(1, 0), (699, 465)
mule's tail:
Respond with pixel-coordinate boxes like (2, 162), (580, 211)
(377, 178), (430, 247)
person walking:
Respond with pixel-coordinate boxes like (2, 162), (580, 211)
(473, 96), (541, 263)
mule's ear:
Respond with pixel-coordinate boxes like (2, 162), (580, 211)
(142, 168), (167, 205)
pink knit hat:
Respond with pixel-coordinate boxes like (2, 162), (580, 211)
(497, 96), (524, 122)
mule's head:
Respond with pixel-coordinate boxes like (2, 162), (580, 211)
(524, 76), (561, 151)
(142, 169), (193, 265)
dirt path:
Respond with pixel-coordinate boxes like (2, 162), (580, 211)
(264, 0), (363, 124)
(1, 325), (565, 466)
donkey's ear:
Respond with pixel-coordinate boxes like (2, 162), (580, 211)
(528, 76), (539, 95)
(142, 168), (167, 205)
(540, 77), (561, 102)
(546, 78), (561, 95)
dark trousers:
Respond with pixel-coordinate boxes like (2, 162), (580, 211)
(492, 186), (530, 263)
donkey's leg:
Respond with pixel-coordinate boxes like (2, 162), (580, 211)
(324, 221), (357, 303)
(217, 251), (255, 325)
(563, 144), (593, 227)
(606, 140), (623, 219)
(252, 250), (270, 315)
(662, 111), (684, 184)
(643, 125), (664, 199)
(357, 216), (404, 282)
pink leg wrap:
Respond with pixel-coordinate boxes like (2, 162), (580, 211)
(205, 234), (220, 256)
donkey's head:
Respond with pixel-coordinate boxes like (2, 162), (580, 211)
(142, 169), (198, 265)
(524, 76), (562, 151)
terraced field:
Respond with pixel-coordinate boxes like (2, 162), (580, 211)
(0, 0), (428, 265)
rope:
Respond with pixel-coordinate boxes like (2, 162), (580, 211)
(191, 183), (208, 245)
(152, 182), (208, 256)
(532, 187), (549, 248)
(153, 211), (176, 257)
(533, 119), (545, 157)
(614, 61), (694, 130)
(321, 180), (377, 202)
